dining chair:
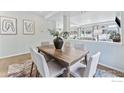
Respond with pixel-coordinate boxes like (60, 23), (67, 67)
(41, 41), (50, 46)
(41, 41), (51, 62)
(70, 52), (101, 77)
(74, 43), (86, 65)
(64, 41), (71, 48)
(30, 48), (66, 77)
(74, 43), (85, 50)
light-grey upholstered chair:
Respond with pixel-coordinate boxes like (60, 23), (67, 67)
(30, 48), (66, 77)
(70, 52), (101, 77)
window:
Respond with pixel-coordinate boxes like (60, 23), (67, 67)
(68, 21), (121, 43)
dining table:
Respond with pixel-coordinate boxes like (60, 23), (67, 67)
(37, 44), (89, 77)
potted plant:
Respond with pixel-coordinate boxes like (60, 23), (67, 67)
(112, 33), (121, 42)
(48, 29), (64, 49)
(109, 32), (121, 42)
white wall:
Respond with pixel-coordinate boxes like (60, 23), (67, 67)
(70, 12), (124, 72)
(0, 11), (54, 58)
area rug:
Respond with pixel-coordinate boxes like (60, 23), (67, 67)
(8, 60), (33, 77)
(8, 61), (117, 77)
(95, 69), (117, 77)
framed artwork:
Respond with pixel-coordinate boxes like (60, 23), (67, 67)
(0, 16), (17, 35)
(23, 19), (35, 35)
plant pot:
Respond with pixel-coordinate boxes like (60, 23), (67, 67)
(53, 37), (63, 49)
(113, 38), (121, 42)
(112, 35), (121, 42)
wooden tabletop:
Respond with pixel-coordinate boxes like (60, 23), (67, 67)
(37, 45), (89, 66)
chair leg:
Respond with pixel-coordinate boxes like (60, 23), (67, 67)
(93, 72), (96, 77)
(30, 62), (34, 77)
(35, 67), (39, 77)
(85, 55), (87, 65)
(93, 75), (95, 77)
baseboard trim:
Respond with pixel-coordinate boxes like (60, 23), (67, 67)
(99, 63), (124, 73)
(0, 52), (30, 59)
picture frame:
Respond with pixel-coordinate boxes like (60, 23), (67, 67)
(23, 19), (35, 35)
(0, 16), (17, 35)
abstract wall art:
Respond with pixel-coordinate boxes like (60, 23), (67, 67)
(0, 16), (17, 35)
(23, 19), (35, 35)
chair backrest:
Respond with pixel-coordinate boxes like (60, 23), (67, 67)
(83, 52), (101, 77)
(41, 41), (49, 46)
(74, 43), (84, 50)
(64, 41), (71, 48)
(30, 48), (37, 64)
(30, 48), (50, 77)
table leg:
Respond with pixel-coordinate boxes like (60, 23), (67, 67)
(85, 55), (87, 65)
(66, 66), (71, 77)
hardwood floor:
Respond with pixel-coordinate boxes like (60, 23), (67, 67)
(0, 53), (31, 77)
(97, 64), (124, 77)
(0, 53), (124, 77)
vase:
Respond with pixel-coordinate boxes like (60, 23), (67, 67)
(53, 37), (63, 49)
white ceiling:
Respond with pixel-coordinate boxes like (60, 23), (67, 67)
(39, 11), (120, 27)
